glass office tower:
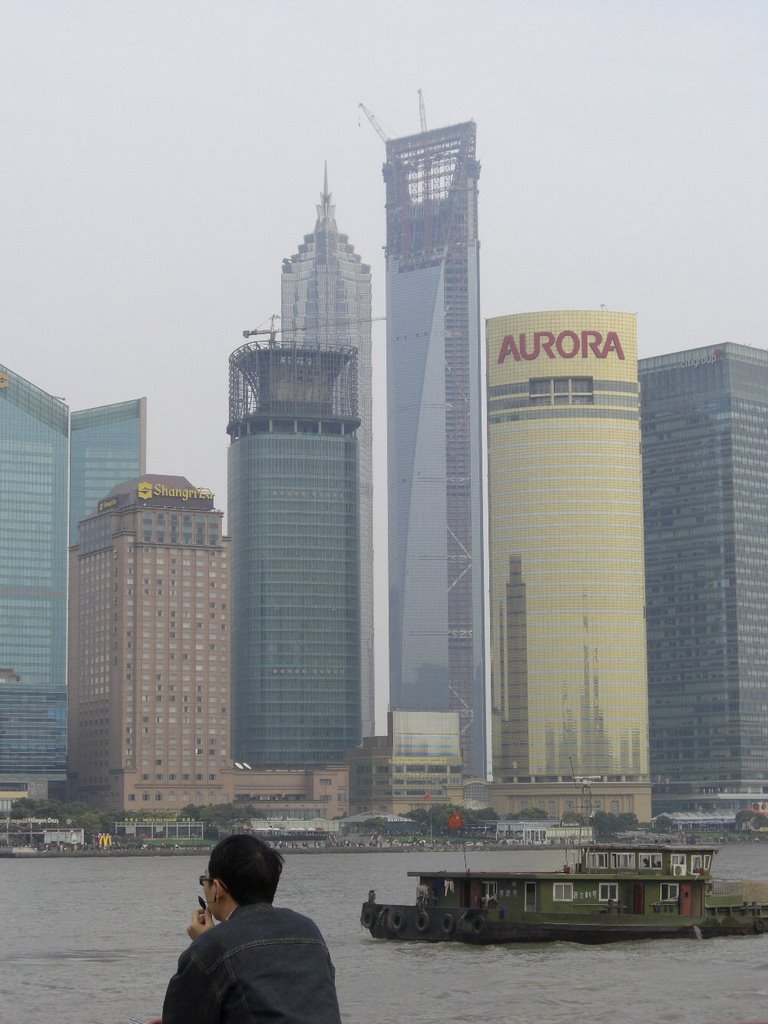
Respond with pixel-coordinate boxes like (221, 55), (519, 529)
(281, 171), (375, 737)
(70, 399), (147, 544)
(384, 121), (486, 776)
(640, 344), (768, 812)
(0, 365), (69, 777)
(486, 312), (649, 794)
(227, 340), (361, 764)
(0, 364), (146, 786)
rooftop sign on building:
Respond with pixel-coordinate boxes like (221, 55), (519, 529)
(94, 475), (215, 515)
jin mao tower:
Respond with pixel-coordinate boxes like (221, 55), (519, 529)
(281, 171), (374, 736)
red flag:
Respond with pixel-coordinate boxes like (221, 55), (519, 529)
(448, 812), (463, 830)
(423, 792), (431, 800)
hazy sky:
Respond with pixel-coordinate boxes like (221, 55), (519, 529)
(2, 0), (766, 717)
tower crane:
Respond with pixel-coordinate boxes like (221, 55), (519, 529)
(418, 89), (427, 132)
(242, 314), (385, 344)
(358, 103), (390, 143)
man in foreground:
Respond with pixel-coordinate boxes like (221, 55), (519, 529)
(146, 834), (342, 1023)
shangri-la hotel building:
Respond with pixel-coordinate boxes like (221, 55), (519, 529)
(68, 475), (231, 811)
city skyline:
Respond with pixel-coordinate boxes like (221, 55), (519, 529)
(1, 1), (765, 730)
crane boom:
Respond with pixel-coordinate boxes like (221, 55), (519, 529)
(243, 314), (385, 342)
(418, 89), (427, 132)
(358, 102), (390, 142)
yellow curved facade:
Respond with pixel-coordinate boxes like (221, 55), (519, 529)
(486, 311), (649, 785)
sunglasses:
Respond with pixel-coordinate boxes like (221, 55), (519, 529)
(199, 875), (213, 886)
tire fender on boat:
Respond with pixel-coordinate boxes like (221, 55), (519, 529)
(441, 913), (456, 935)
(416, 911), (430, 932)
(361, 906), (375, 929)
(458, 912), (485, 936)
(389, 909), (407, 933)
(755, 917), (766, 934)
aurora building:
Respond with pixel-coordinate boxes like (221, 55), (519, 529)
(281, 171), (375, 737)
(227, 339), (361, 765)
(0, 364), (144, 790)
(67, 475), (230, 810)
(384, 121), (486, 776)
(485, 312), (650, 818)
(640, 344), (768, 813)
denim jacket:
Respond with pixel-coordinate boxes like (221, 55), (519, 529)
(160, 902), (342, 1024)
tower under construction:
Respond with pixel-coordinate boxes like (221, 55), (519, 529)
(383, 120), (486, 776)
(227, 338), (362, 765)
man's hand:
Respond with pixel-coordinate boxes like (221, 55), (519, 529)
(187, 904), (215, 940)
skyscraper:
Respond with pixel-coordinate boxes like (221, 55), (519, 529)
(0, 365), (145, 789)
(384, 121), (486, 776)
(67, 474), (229, 810)
(0, 366), (69, 780)
(485, 312), (650, 809)
(227, 338), (361, 765)
(281, 170), (374, 737)
(70, 399), (147, 544)
(640, 343), (768, 813)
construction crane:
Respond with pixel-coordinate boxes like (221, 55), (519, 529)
(243, 314), (280, 342)
(418, 89), (427, 132)
(242, 314), (385, 344)
(358, 102), (390, 142)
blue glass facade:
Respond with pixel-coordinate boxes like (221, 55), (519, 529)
(0, 365), (146, 783)
(228, 343), (361, 765)
(70, 399), (146, 544)
(640, 344), (768, 811)
(384, 122), (486, 776)
(0, 366), (68, 776)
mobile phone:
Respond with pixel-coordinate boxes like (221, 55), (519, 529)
(198, 895), (206, 911)
(128, 1017), (145, 1024)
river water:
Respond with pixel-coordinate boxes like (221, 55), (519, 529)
(4, 843), (768, 1024)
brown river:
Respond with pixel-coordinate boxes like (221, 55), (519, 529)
(4, 843), (768, 1023)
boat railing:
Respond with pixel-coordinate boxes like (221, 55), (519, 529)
(708, 880), (744, 898)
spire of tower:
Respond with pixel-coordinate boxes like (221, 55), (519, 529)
(315, 162), (337, 231)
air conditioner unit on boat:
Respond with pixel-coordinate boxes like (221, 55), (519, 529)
(672, 864), (685, 876)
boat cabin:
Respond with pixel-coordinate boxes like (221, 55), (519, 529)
(409, 844), (717, 921)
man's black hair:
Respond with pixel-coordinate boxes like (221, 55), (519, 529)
(208, 834), (285, 905)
